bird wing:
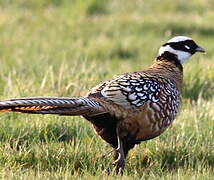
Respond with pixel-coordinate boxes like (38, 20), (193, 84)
(90, 72), (172, 109)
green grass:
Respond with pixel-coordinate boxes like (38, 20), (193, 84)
(0, 0), (214, 179)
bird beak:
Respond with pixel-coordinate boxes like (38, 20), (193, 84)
(196, 46), (205, 53)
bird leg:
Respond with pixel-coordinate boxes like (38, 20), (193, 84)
(112, 128), (125, 174)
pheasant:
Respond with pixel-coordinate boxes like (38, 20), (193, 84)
(0, 36), (205, 173)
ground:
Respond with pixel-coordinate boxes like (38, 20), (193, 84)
(0, 0), (213, 179)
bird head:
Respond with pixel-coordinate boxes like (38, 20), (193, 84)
(158, 36), (205, 64)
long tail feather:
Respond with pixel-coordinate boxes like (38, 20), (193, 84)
(0, 97), (104, 116)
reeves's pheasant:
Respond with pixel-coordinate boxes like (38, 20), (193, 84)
(0, 36), (205, 173)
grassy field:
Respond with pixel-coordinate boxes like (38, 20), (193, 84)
(0, 0), (214, 179)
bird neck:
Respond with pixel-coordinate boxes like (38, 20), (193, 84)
(146, 55), (183, 91)
(156, 51), (183, 72)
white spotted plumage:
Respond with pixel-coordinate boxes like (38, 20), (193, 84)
(100, 73), (180, 114)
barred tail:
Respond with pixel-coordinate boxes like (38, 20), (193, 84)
(0, 97), (104, 116)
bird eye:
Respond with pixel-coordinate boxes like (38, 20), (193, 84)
(184, 45), (190, 50)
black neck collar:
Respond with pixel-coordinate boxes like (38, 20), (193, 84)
(156, 51), (183, 72)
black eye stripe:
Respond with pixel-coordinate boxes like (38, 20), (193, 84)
(183, 40), (198, 48)
(163, 40), (197, 48)
(162, 40), (198, 54)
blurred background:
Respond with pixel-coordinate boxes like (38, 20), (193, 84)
(0, 0), (213, 179)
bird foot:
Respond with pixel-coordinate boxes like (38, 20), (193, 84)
(113, 149), (125, 174)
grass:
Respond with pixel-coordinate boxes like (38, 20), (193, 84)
(0, 0), (214, 179)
